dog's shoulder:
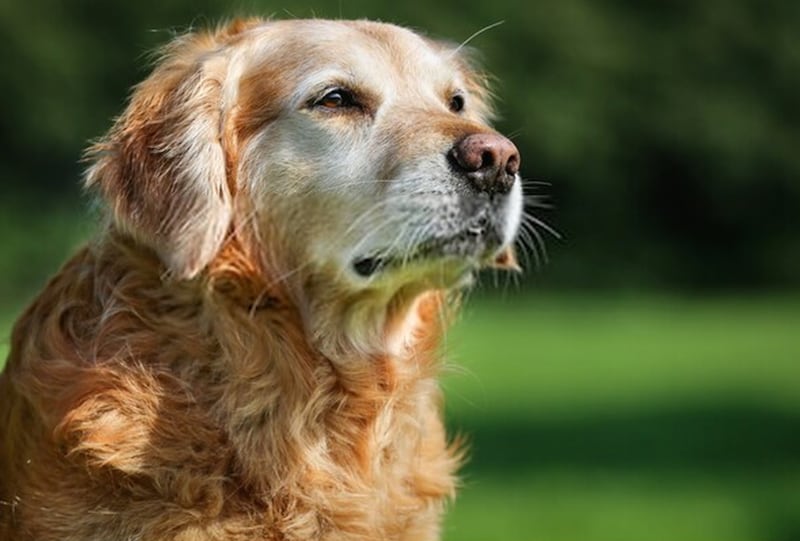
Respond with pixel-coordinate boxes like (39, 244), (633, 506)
(0, 243), (245, 539)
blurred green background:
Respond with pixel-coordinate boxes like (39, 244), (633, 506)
(1, 1), (798, 540)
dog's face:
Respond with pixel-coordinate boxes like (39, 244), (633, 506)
(87, 19), (521, 325)
(237, 20), (522, 292)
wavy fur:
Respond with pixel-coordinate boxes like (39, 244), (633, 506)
(0, 18), (520, 540)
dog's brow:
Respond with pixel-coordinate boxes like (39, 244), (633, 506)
(291, 70), (359, 102)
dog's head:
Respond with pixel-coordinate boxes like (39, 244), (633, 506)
(86, 19), (522, 351)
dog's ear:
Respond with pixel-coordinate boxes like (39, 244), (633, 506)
(85, 26), (252, 279)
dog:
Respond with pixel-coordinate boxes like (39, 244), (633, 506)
(0, 18), (522, 540)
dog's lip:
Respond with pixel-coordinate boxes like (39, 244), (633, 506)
(352, 223), (504, 278)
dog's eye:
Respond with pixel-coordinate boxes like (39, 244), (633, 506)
(449, 93), (465, 113)
(315, 88), (358, 110)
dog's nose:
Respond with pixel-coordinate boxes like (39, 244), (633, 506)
(450, 133), (520, 195)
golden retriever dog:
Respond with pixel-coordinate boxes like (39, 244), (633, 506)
(0, 18), (522, 540)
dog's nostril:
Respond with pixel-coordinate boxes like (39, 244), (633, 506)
(506, 154), (520, 176)
(480, 150), (495, 170)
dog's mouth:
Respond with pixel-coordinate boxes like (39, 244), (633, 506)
(352, 218), (505, 278)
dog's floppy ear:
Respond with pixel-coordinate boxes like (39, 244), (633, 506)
(85, 29), (243, 280)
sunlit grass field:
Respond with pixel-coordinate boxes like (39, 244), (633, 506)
(442, 294), (800, 541)
(2, 291), (798, 540)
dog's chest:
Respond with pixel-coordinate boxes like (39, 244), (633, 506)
(206, 399), (455, 540)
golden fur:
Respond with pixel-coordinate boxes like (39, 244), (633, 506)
(0, 18), (521, 540)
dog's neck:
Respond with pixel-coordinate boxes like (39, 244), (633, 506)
(137, 234), (454, 492)
(204, 232), (452, 360)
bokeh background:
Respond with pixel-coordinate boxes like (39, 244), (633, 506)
(1, 1), (798, 540)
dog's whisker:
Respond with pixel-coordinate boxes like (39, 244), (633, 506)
(521, 178), (552, 187)
(399, 221), (431, 268)
(335, 212), (417, 282)
(523, 195), (554, 210)
(342, 214), (402, 260)
(524, 211), (562, 240)
(339, 198), (400, 240)
(450, 20), (505, 56)
(379, 220), (414, 261)
(291, 182), (441, 196)
(516, 223), (541, 269)
(519, 210), (558, 267)
(258, 259), (318, 294)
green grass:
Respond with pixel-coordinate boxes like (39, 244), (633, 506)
(444, 294), (800, 416)
(441, 293), (800, 541)
(2, 293), (799, 540)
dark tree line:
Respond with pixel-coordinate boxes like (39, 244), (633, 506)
(1, 0), (797, 290)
